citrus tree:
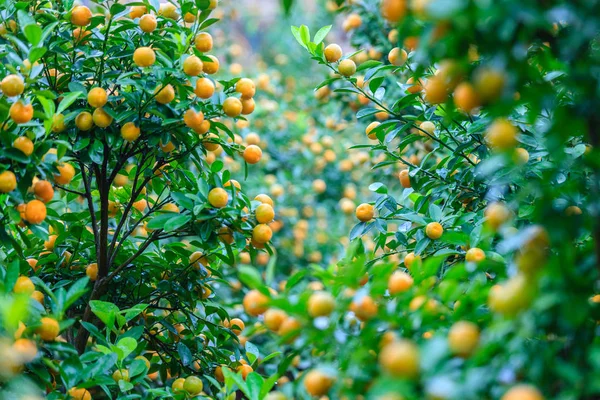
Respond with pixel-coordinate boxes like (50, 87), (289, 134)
(0, 0), (282, 398)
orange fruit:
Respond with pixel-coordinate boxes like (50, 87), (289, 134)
(399, 169), (411, 188)
(513, 148), (530, 165)
(202, 55), (219, 74)
(237, 364), (253, 380)
(92, 107), (113, 128)
(1, 74), (24, 97)
(36, 317), (60, 341)
(228, 318), (245, 335)
(381, 0), (407, 22)
(388, 47), (408, 66)
(406, 77), (423, 93)
(343, 13), (362, 31)
(10, 101), (34, 124)
(75, 111), (94, 130)
(34, 180), (54, 203)
(159, 2), (179, 19)
(355, 203), (375, 222)
(264, 309), (287, 331)
(31, 290), (44, 304)
(425, 222), (443, 240)
(243, 145), (262, 164)
(14, 276), (35, 294)
(453, 82), (480, 114)
(448, 321), (480, 357)
(52, 113), (66, 132)
(121, 122), (141, 142)
(139, 14), (157, 33)
(388, 271), (413, 295)
(338, 59), (356, 77)
(13, 136), (34, 156)
(27, 258), (38, 271)
(350, 295), (378, 321)
(133, 47), (156, 67)
(71, 5), (92, 26)
(208, 187), (228, 208)
(195, 77), (215, 99)
(255, 203), (275, 224)
(155, 84), (175, 104)
(183, 376), (203, 395)
(465, 247), (485, 263)
(24, 199), (46, 224)
(308, 291), (335, 317)
(255, 194), (274, 207)
(0, 170), (17, 193)
(303, 369), (334, 397)
(486, 119), (518, 150)
(184, 109), (205, 132)
(224, 179), (241, 190)
(223, 97), (242, 117)
(424, 75), (448, 104)
(129, 5), (147, 19)
(86, 263), (98, 281)
(474, 67), (506, 102)
(195, 32), (213, 52)
(68, 387), (92, 400)
(379, 339), (419, 378)
(87, 87), (108, 108)
(485, 202), (510, 230)
(324, 44), (342, 62)
(241, 97), (255, 115)
(365, 121), (380, 140)
(252, 224), (272, 244)
(55, 162), (76, 185)
(73, 27), (91, 43)
(235, 78), (256, 98)
(278, 317), (301, 341)
(501, 385), (544, 400)
(243, 289), (268, 316)
(183, 55), (203, 76)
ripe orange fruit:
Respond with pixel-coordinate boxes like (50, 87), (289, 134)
(202, 55), (220, 74)
(243, 145), (262, 164)
(365, 121), (380, 140)
(235, 78), (256, 99)
(129, 5), (147, 19)
(1, 74), (24, 97)
(424, 75), (448, 104)
(155, 84), (175, 104)
(31, 290), (44, 304)
(474, 67), (506, 103)
(486, 118), (518, 150)
(404, 252), (421, 270)
(324, 44), (342, 63)
(379, 339), (419, 378)
(252, 224), (273, 244)
(139, 14), (157, 33)
(350, 295), (378, 321)
(14, 276), (35, 294)
(183, 376), (204, 395)
(184, 109), (205, 132)
(71, 5), (92, 26)
(75, 111), (93, 130)
(183, 55), (203, 76)
(308, 291), (335, 317)
(68, 387), (92, 400)
(55, 162), (76, 185)
(264, 309), (287, 331)
(86, 263), (98, 281)
(465, 247), (485, 263)
(223, 97), (242, 117)
(425, 222), (443, 240)
(10, 101), (34, 124)
(453, 82), (480, 114)
(195, 32), (213, 52)
(448, 320), (480, 357)
(343, 13), (362, 31)
(121, 122), (141, 142)
(381, 0), (407, 22)
(485, 202), (510, 230)
(241, 98), (255, 115)
(388, 271), (413, 295)
(243, 289), (269, 316)
(172, 377), (185, 392)
(237, 364), (254, 380)
(398, 169), (411, 188)
(278, 317), (301, 341)
(13, 136), (34, 156)
(208, 187), (228, 208)
(195, 77), (215, 99)
(304, 369), (334, 396)
(406, 77), (423, 93)
(228, 318), (245, 335)
(36, 317), (60, 341)
(355, 203), (375, 222)
(34, 180), (54, 203)
(501, 385), (544, 400)
(255, 203), (275, 224)
(255, 194), (274, 207)
(159, 2), (179, 19)
(513, 148), (530, 165)
(388, 47), (408, 66)
(0, 170), (17, 193)
(338, 59), (356, 77)
(93, 107), (113, 128)
(27, 258), (38, 271)
(87, 87), (108, 108)
(25, 199), (46, 224)
(133, 47), (156, 67)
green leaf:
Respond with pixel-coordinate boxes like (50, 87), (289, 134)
(56, 91), (84, 115)
(64, 277), (89, 311)
(313, 25), (332, 45)
(237, 266), (263, 289)
(164, 214), (191, 232)
(115, 337), (137, 361)
(90, 300), (119, 332)
(24, 24), (42, 46)
(291, 26), (307, 50)
(245, 341), (260, 365)
(245, 372), (264, 400)
(177, 342), (193, 366)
